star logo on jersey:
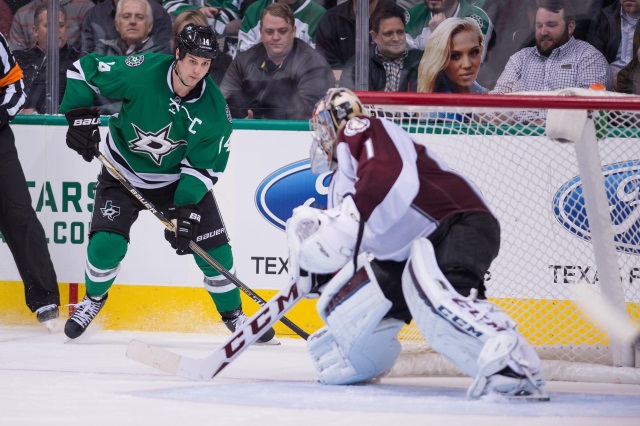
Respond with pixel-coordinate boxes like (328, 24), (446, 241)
(129, 123), (187, 165)
(125, 54), (145, 67)
(100, 200), (120, 221)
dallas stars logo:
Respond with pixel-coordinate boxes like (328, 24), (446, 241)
(129, 123), (186, 165)
(100, 200), (120, 221)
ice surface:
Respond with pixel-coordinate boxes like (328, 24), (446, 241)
(1, 325), (639, 426)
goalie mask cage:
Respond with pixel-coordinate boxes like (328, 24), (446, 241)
(355, 89), (640, 384)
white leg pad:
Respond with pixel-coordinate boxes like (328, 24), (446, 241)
(308, 256), (403, 384)
(402, 238), (543, 394)
(308, 319), (404, 385)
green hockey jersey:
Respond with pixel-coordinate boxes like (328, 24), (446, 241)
(163, 0), (241, 36)
(236, 0), (326, 53)
(405, 0), (493, 58)
(59, 53), (233, 206)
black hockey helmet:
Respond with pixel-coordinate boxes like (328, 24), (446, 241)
(176, 24), (219, 60)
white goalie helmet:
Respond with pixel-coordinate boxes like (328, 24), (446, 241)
(309, 88), (365, 174)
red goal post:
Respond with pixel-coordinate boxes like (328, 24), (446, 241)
(354, 90), (640, 384)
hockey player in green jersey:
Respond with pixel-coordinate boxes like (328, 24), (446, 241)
(59, 24), (278, 344)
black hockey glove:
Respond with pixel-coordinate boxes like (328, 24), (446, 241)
(64, 107), (101, 162)
(164, 204), (202, 255)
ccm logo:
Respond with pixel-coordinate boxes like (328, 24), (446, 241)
(73, 118), (100, 126)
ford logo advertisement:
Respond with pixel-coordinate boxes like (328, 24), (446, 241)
(553, 160), (640, 254)
(255, 160), (331, 231)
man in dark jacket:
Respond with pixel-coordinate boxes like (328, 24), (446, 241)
(81, 0), (172, 53)
(315, 0), (377, 76)
(588, 0), (640, 79)
(220, 2), (334, 119)
(339, 3), (421, 91)
(13, 4), (83, 114)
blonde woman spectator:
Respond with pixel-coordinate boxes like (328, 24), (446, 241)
(417, 17), (486, 93)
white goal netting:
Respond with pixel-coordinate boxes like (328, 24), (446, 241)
(357, 90), (640, 383)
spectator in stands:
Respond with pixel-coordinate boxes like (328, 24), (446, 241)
(491, 0), (613, 95)
(588, 0), (640, 81)
(13, 4), (83, 114)
(315, 0), (379, 81)
(5, 0), (31, 14)
(417, 17), (485, 93)
(81, 0), (172, 53)
(0, 0), (13, 36)
(616, 22), (640, 93)
(94, 0), (169, 114)
(476, 0), (536, 89)
(8, 0), (94, 51)
(339, 3), (422, 91)
(405, 0), (493, 60)
(171, 9), (231, 85)
(236, 0), (326, 53)
(163, 0), (242, 38)
(95, 0), (170, 55)
(220, 3), (334, 119)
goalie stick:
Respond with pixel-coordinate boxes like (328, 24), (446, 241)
(126, 278), (307, 380)
(572, 285), (640, 345)
(94, 152), (309, 340)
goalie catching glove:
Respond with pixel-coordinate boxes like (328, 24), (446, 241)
(164, 204), (202, 255)
(64, 107), (101, 162)
(286, 196), (360, 295)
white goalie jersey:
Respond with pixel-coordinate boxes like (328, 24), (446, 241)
(327, 115), (493, 262)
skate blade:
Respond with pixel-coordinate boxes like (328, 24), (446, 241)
(255, 337), (282, 346)
(480, 391), (550, 402)
(43, 319), (64, 334)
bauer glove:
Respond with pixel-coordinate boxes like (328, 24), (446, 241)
(64, 107), (101, 162)
(164, 204), (202, 255)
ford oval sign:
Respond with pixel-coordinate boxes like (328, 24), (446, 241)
(553, 160), (640, 254)
(255, 160), (332, 231)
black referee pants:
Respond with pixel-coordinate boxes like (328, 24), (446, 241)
(0, 124), (59, 311)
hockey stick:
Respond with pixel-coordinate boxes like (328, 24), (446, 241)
(572, 285), (639, 345)
(95, 153), (309, 340)
(126, 278), (307, 380)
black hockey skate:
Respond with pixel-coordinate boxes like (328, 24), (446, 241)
(64, 293), (108, 339)
(36, 304), (60, 332)
(36, 304), (59, 323)
(221, 307), (280, 345)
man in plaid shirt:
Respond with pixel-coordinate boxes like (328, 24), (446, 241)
(491, 0), (612, 99)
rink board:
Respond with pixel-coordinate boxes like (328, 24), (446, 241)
(0, 117), (637, 340)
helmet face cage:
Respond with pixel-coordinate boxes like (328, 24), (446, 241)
(177, 24), (219, 60)
(309, 88), (363, 174)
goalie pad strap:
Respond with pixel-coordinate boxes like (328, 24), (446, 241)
(402, 238), (542, 379)
(308, 319), (403, 385)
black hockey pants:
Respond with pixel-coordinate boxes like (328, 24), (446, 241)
(0, 124), (59, 311)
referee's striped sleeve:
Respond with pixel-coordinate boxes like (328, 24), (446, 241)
(0, 33), (26, 119)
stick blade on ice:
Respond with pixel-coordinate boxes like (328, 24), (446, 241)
(126, 339), (183, 376)
(127, 339), (224, 381)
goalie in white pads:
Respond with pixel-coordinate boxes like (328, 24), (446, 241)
(286, 88), (548, 401)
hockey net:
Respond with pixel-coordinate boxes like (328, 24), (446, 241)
(355, 89), (640, 384)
